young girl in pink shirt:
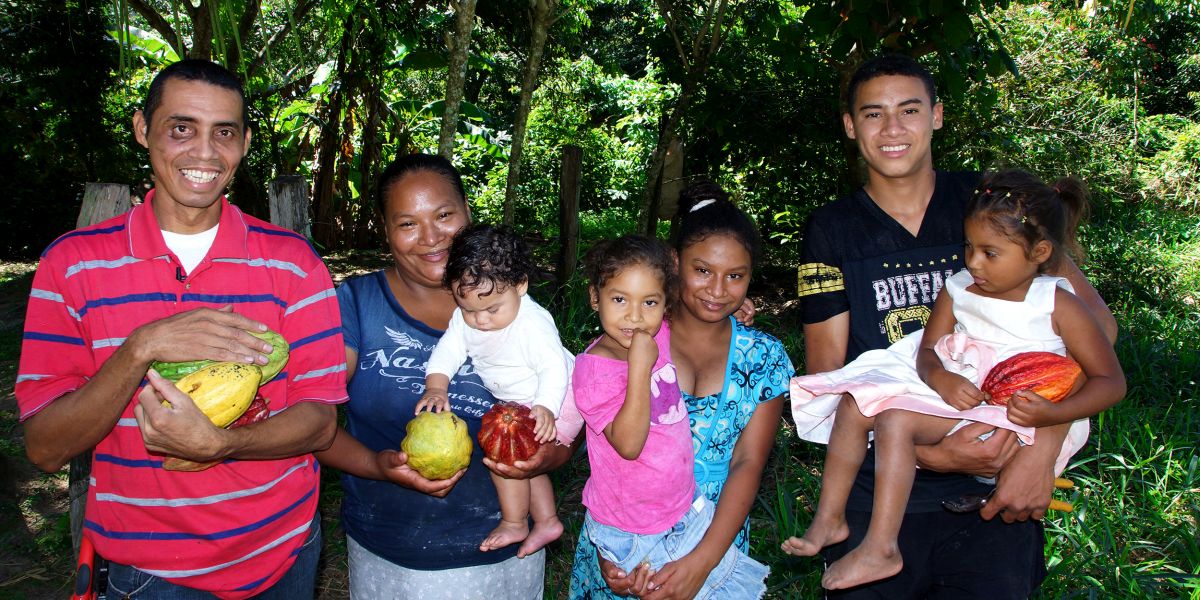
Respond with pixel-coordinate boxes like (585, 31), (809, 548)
(573, 234), (768, 599)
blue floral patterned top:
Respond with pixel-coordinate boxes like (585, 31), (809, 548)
(569, 317), (794, 599)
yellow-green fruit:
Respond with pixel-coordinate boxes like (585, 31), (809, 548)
(400, 412), (472, 480)
(172, 362), (262, 427)
(251, 329), (289, 382)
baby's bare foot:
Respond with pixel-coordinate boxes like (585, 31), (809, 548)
(516, 516), (564, 558)
(781, 516), (849, 556)
(821, 542), (902, 589)
(480, 519), (529, 552)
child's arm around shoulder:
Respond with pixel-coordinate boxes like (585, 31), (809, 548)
(917, 292), (990, 410)
(1007, 287), (1126, 428)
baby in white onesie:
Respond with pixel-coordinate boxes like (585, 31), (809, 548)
(418, 224), (571, 557)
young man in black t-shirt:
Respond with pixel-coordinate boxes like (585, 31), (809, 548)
(795, 55), (1117, 598)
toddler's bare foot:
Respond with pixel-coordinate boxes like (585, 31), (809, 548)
(516, 516), (564, 558)
(821, 542), (902, 589)
(781, 515), (849, 556)
(480, 519), (529, 552)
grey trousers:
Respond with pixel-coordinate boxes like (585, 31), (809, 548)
(347, 535), (544, 600)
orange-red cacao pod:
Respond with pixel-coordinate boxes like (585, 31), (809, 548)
(478, 401), (541, 465)
(983, 352), (1082, 406)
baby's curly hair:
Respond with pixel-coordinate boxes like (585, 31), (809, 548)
(443, 224), (535, 296)
(583, 235), (679, 314)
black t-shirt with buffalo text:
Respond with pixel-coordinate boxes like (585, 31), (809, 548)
(798, 170), (992, 512)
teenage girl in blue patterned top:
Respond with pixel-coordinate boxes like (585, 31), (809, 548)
(569, 181), (795, 599)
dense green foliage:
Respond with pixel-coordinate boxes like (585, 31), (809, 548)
(0, 0), (141, 256)
(5, 0), (1199, 260)
(1, 0), (1197, 597)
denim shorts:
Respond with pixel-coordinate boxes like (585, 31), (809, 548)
(584, 496), (768, 599)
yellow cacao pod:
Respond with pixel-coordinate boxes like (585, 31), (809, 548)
(171, 362), (262, 427)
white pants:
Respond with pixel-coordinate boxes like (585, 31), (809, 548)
(347, 535), (545, 600)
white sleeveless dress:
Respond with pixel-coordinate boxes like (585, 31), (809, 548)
(790, 269), (1089, 475)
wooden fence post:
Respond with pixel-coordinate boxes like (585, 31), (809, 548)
(557, 145), (583, 292)
(69, 182), (132, 556)
(77, 183), (132, 230)
(269, 176), (311, 237)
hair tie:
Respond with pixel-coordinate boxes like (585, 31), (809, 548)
(690, 199), (717, 213)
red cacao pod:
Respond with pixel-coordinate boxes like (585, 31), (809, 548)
(228, 393), (270, 429)
(982, 352), (1082, 406)
(478, 401), (541, 465)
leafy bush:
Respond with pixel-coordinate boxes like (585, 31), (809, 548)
(1139, 117), (1200, 211)
(475, 55), (669, 234)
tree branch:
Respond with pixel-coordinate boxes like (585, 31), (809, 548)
(704, 0), (730, 64)
(693, 0), (717, 65)
(246, 0), (318, 77)
(127, 0), (188, 58)
(655, 0), (691, 71)
(239, 0), (261, 43)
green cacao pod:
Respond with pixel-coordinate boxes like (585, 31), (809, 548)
(151, 359), (211, 382)
(152, 328), (289, 383)
(252, 329), (289, 382)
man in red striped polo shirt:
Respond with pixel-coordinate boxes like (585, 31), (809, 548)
(16, 59), (347, 598)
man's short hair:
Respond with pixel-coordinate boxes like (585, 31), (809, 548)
(845, 54), (938, 112)
(143, 59), (249, 129)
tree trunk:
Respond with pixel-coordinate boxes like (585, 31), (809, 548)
(438, 0), (479, 159)
(69, 182), (132, 556)
(189, 0), (214, 60)
(356, 77), (383, 248)
(557, 145), (583, 293)
(503, 0), (558, 225)
(638, 0), (731, 234)
(837, 49), (866, 190)
(269, 176), (311, 237)
(333, 82), (360, 251)
(311, 30), (351, 248)
(637, 85), (692, 235)
(659, 136), (684, 220)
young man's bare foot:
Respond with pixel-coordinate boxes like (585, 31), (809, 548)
(480, 519), (529, 552)
(516, 516), (564, 558)
(781, 515), (849, 556)
(821, 542), (902, 589)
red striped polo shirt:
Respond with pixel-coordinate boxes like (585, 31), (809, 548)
(16, 190), (348, 598)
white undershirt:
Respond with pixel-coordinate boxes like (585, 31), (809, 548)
(161, 224), (219, 274)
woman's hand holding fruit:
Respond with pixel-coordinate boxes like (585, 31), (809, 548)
(375, 449), (464, 498)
